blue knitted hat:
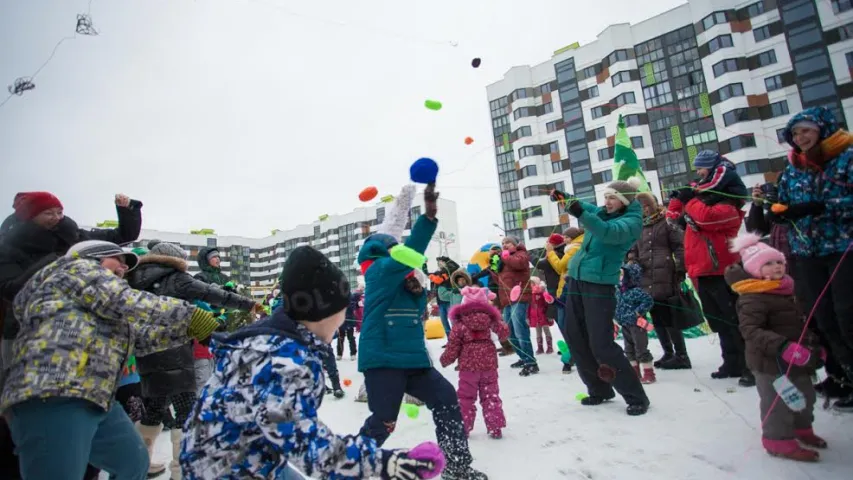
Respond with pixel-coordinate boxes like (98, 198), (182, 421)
(693, 150), (721, 169)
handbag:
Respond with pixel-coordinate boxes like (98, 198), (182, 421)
(667, 282), (704, 330)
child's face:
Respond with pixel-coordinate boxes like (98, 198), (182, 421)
(604, 195), (623, 213)
(696, 167), (710, 178)
(759, 260), (786, 280)
(501, 239), (516, 252)
(793, 127), (820, 152)
(456, 278), (468, 288)
(302, 309), (346, 343)
(101, 256), (129, 278)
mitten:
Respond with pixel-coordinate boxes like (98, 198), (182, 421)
(509, 285), (521, 302)
(781, 342), (811, 367)
(407, 441), (446, 479)
(543, 292), (554, 304)
(778, 202), (825, 221)
(549, 189), (570, 202)
(566, 200), (583, 218)
(666, 197), (684, 220)
(423, 183), (439, 219)
(501, 250), (511, 261)
(383, 445), (441, 480)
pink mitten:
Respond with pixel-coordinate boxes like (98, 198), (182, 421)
(543, 292), (554, 304)
(781, 342), (811, 367)
(510, 285), (521, 302)
(501, 250), (511, 260)
(819, 347), (827, 363)
(407, 441), (446, 479)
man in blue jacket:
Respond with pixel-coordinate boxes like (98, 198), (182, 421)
(357, 183), (487, 480)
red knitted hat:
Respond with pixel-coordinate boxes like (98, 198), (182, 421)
(14, 192), (63, 221)
(547, 233), (565, 247)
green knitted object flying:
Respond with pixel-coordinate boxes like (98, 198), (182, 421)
(611, 114), (650, 192)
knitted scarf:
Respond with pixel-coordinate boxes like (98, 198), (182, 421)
(790, 130), (853, 171)
(643, 208), (666, 226)
(730, 275), (794, 295)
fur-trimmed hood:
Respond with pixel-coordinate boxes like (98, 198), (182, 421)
(126, 254), (188, 291)
(450, 269), (472, 287)
(448, 301), (502, 331)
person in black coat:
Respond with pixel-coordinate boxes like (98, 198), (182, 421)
(0, 191), (142, 480)
(126, 241), (260, 479)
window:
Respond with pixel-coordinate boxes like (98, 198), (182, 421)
(652, 129), (677, 154)
(513, 106), (536, 120)
(545, 142), (560, 154)
(635, 38), (664, 67)
(585, 85), (600, 98)
(207, 238), (217, 247)
(598, 170), (614, 183)
(657, 151), (688, 176)
(685, 129), (717, 147)
(834, 0), (853, 14)
(562, 104), (582, 124)
(640, 59), (669, 87)
(509, 88), (529, 103)
(522, 206), (543, 219)
(800, 75), (836, 103)
(649, 108), (676, 131)
(539, 82), (553, 94)
(840, 22), (853, 41)
(591, 106), (606, 119)
(643, 82), (673, 108)
(498, 171), (517, 192)
(848, 52), (853, 68)
(725, 134), (757, 152)
(597, 147), (614, 161)
(782, 0), (816, 23)
(673, 71), (704, 99)
(723, 108), (751, 126)
(776, 128), (786, 143)
(612, 71), (632, 87)
(753, 25), (771, 42)
(561, 86), (579, 102)
(718, 83), (745, 101)
(552, 159), (570, 173)
(746, 1), (764, 17)
(756, 50), (777, 68)
(708, 34), (734, 54)
(546, 120), (560, 133)
(623, 114), (642, 127)
(702, 12), (727, 30)
(520, 165), (537, 178)
(518, 146), (539, 158)
(713, 59), (739, 77)
(769, 101), (789, 118)
(793, 49), (829, 77)
(765, 75), (783, 92)
(514, 126), (532, 139)
(631, 136), (644, 149)
(608, 50), (630, 65)
(523, 186), (547, 199)
(572, 167), (593, 183)
(541, 102), (554, 114)
(615, 92), (636, 107)
(489, 96), (508, 118)
(581, 65), (599, 79)
(788, 23), (822, 50)
(592, 127), (606, 140)
(565, 124), (585, 143)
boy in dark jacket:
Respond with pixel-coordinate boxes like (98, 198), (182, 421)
(615, 263), (655, 384)
(338, 291), (362, 360)
(181, 246), (444, 479)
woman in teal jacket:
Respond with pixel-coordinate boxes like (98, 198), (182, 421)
(356, 183), (486, 480)
(551, 179), (650, 416)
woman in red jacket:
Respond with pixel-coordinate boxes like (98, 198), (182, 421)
(497, 236), (538, 376)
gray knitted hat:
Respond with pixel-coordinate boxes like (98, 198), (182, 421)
(150, 242), (188, 260)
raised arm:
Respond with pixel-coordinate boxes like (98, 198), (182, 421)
(170, 272), (256, 311)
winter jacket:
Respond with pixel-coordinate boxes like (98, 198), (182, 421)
(496, 245), (532, 307)
(567, 201), (643, 286)
(0, 256), (218, 412)
(614, 263), (654, 327)
(535, 246), (564, 295)
(546, 235), (583, 297)
(193, 247), (230, 286)
(430, 258), (461, 304)
(181, 309), (392, 480)
(126, 254), (256, 397)
(777, 107), (853, 258)
(629, 211), (685, 302)
(682, 196), (744, 279)
(526, 286), (553, 328)
(357, 215), (436, 371)
(724, 265), (821, 376)
(345, 292), (363, 323)
(0, 206), (142, 339)
(440, 301), (508, 371)
(471, 255), (501, 295)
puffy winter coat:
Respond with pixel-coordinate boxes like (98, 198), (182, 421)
(629, 211), (685, 302)
(614, 263), (654, 326)
(535, 246), (564, 294)
(0, 256), (217, 412)
(683, 196), (744, 279)
(777, 107), (853, 258)
(526, 285), (553, 327)
(547, 235), (583, 297)
(724, 265), (821, 375)
(357, 215), (436, 371)
(568, 201), (642, 285)
(0, 206), (142, 339)
(181, 309), (394, 479)
(126, 254), (256, 397)
(440, 301), (508, 371)
(496, 245), (532, 307)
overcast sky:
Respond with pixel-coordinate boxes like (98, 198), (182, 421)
(0, 0), (684, 257)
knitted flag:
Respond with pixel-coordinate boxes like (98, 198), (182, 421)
(611, 115), (650, 192)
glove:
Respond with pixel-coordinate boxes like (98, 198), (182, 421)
(566, 200), (583, 218)
(777, 202), (825, 221)
(424, 183), (439, 219)
(501, 250), (511, 261)
(781, 342), (811, 367)
(509, 285), (521, 302)
(543, 292), (554, 304)
(406, 441), (445, 479)
(549, 189), (570, 202)
(383, 443), (444, 480)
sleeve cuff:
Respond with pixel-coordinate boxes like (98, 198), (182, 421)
(188, 308), (219, 340)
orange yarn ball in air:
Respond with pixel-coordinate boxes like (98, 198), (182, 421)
(359, 186), (378, 202)
(343, 378), (352, 387)
(464, 136), (474, 145)
(771, 203), (789, 214)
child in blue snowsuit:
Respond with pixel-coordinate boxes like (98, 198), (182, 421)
(615, 263), (656, 384)
(357, 183), (487, 480)
(181, 246), (442, 480)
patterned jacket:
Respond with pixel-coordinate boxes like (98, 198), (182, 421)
(0, 257), (217, 412)
(614, 263), (654, 327)
(181, 309), (392, 480)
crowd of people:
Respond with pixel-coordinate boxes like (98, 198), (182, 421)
(0, 105), (850, 479)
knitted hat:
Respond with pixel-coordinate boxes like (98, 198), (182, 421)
(66, 240), (139, 272)
(150, 242), (188, 260)
(603, 178), (641, 206)
(460, 286), (495, 305)
(547, 233), (565, 247)
(13, 192), (63, 221)
(503, 235), (520, 246)
(147, 239), (162, 250)
(790, 120), (820, 133)
(730, 233), (786, 278)
(562, 227), (584, 239)
(206, 249), (220, 261)
(693, 150), (722, 169)
(278, 246), (350, 321)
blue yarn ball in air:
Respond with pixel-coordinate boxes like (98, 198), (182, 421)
(410, 158), (439, 184)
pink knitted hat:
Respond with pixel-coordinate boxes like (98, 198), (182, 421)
(730, 233), (786, 278)
(460, 286), (495, 305)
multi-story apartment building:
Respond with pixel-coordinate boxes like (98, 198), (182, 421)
(487, 0), (853, 256)
(90, 197), (460, 298)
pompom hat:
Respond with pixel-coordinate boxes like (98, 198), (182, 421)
(547, 233), (565, 247)
(730, 232), (786, 278)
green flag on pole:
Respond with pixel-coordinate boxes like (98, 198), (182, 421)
(611, 114), (650, 192)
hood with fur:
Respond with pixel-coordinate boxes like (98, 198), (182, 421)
(448, 301), (501, 331)
(126, 254), (188, 291)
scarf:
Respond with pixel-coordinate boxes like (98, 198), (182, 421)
(790, 130), (853, 171)
(730, 275), (794, 295)
(643, 208), (665, 226)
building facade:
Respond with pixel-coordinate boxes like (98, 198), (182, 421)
(93, 197), (460, 298)
(487, 0), (853, 255)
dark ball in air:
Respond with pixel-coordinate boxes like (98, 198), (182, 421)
(471, 58), (481, 68)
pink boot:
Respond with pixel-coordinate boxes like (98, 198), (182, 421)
(795, 428), (828, 449)
(761, 438), (819, 462)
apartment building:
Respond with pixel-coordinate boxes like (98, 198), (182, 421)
(487, 0), (853, 255)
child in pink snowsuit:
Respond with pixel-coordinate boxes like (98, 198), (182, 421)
(440, 286), (509, 439)
(527, 277), (555, 354)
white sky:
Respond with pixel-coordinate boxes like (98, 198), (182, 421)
(0, 0), (684, 258)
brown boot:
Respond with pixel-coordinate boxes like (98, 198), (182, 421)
(641, 364), (656, 384)
(136, 423), (167, 477)
(499, 339), (514, 356)
(535, 336), (544, 354)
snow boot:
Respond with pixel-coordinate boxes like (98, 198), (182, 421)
(762, 438), (819, 462)
(169, 429), (183, 479)
(510, 360), (525, 369)
(442, 466), (489, 479)
(833, 393), (853, 411)
(711, 365), (742, 379)
(653, 352), (673, 368)
(659, 354), (692, 370)
(336, 355), (343, 361)
(641, 364), (656, 384)
(580, 394), (615, 406)
(562, 363), (573, 374)
(535, 337), (544, 355)
(626, 401), (649, 416)
(488, 429), (502, 439)
(519, 363), (539, 377)
(631, 361), (641, 379)
(546, 339), (554, 354)
(795, 428), (827, 449)
(739, 370), (756, 387)
(136, 423), (167, 477)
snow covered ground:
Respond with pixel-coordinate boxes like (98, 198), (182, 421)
(147, 333), (853, 479)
